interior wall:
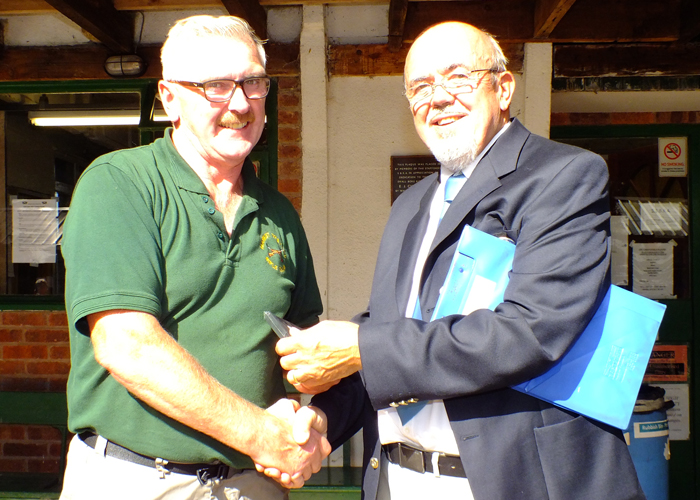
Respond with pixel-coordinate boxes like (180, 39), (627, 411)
(324, 73), (525, 319)
(326, 76), (426, 318)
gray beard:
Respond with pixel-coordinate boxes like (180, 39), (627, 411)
(426, 131), (480, 174)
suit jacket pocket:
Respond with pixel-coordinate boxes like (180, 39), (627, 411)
(533, 416), (644, 500)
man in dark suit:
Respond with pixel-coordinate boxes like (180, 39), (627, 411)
(274, 21), (645, 499)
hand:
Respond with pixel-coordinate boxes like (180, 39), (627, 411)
(255, 400), (330, 488)
(266, 399), (326, 444)
(276, 321), (362, 394)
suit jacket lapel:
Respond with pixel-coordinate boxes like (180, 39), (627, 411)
(431, 119), (531, 252)
(394, 177), (438, 315)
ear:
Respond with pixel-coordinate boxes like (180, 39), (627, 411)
(158, 80), (180, 125)
(496, 71), (515, 112)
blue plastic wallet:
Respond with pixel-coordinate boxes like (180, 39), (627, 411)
(431, 225), (666, 429)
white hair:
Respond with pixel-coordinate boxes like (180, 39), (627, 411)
(161, 15), (266, 81)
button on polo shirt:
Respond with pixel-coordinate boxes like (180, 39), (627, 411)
(62, 130), (322, 468)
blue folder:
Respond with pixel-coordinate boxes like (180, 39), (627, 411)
(432, 225), (666, 429)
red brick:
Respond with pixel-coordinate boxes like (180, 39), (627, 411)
(655, 112), (672, 124)
(289, 196), (302, 213)
(49, 442), (64, 457)
(50, 345), (71, 360)
(279, 144), (301, 159)
(550, 113), (570, 126)
(278, 92), (300, 108)
(0, 458), (26, 472)
(0, 328), (23, 342)
(278, 127), (301, 143)
(277, 178), (301, 193)
(3, 442), (47, 457)
(278, 110), (300, 125)
(278, 159), (301, 178)
(0, 425), (27, 440)
(569, 113), (610, 126)
(277, 76), (300, 91)
(2, 312), (47, 327)
(610, 112), (654, 125)
(27, 426), (62, 441)
(4, 345), (48, 360)
(48, 312), (68, 327)
(26, 361), (70, 376)
(0, 361), (25, 375)
(25, 329), (69, 343)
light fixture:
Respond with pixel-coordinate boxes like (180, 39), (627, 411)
(28, 109), (169, 127)
(104, 54), (147, 78)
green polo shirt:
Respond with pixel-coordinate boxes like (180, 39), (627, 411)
(62, 130), (322, 468)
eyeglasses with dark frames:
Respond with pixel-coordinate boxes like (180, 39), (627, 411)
(405, 69), (497, 108)
(169, 77), (271, 102)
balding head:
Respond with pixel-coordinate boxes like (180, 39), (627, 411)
(405, 22), (507, 90)
(403, 22), (514, 172)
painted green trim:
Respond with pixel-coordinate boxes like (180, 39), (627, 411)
(552, 124), (699, 500)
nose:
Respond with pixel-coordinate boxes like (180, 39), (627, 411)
(431, 83), (456, 106)
(227, 85), (250, 112)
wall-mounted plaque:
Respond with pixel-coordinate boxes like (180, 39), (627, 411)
(391, 155), (440, 204)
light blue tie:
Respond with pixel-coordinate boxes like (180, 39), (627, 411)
(397, 173), (466, 425)
(440, 173), (466, 221)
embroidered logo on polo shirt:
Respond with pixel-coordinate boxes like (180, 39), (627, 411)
(261, 232), (287, 273)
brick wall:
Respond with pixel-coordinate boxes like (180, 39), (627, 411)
(0, 311), (69, 393)
(277, 75), (303, 212)
(0, 311), (69, 474)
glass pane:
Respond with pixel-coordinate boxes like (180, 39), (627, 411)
(556, 137), (689, 300)
(0, 91), (144, 296)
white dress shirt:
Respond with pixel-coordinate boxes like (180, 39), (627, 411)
(378, 122), (511, 454)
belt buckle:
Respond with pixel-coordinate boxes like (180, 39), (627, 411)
(196, 464), (229, 485)
(397, 443), (425, 474)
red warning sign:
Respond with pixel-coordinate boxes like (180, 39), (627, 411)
(663, 143), (681, 160)
(658, 137), (687, 177)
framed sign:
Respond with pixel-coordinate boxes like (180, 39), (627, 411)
(391, 155), (439, 203)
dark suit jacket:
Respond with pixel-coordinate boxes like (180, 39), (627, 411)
(312, 119), (645, 500)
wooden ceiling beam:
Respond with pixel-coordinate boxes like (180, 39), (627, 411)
(554, 43), (700, 77)
(387, 0), (408, 52)
(0, 42), (298, 81)
(679, 0), (700, 41)
(0, 0), (54, 14)
(549, 0), (680, 42)
(220, 0), (267, 38)
(328, 42), (524, 76)
(401, 0), (682, 43)
(114, 0), (221, 9)
(42, 0), (135, 53)
(113, 0), (381, 8)
(533, 0), (577, 39)
(402, 0), (535, 43)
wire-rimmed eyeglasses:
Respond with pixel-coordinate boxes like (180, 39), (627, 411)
(405, 69), (497, 108)
(169, 77), (271, 102)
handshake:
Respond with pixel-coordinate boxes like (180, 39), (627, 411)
(254, 319), (363, 488)
(255, 398), (330, 489)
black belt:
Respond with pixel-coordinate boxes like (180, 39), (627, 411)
(79, 432), (232, 485)
(383, 442), (466, 478)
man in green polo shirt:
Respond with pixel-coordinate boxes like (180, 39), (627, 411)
(59, 15), (328, 500)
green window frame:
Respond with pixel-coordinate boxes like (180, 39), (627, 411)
(0, 79), (278, 309)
